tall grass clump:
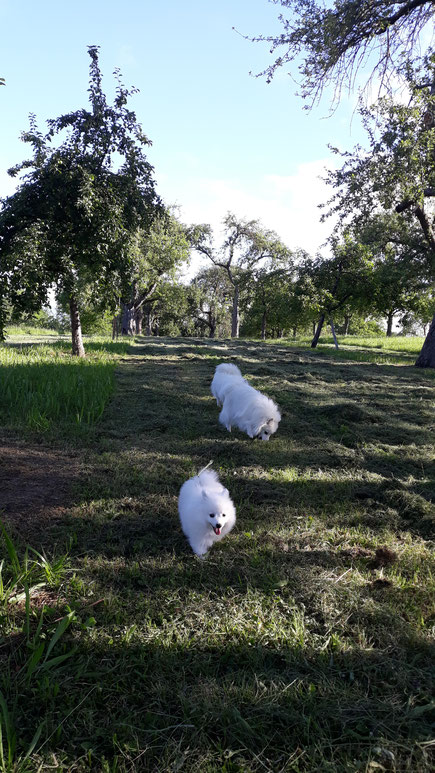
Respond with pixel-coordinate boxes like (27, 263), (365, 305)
(0, 341), (128, 433)
(0, 522), (76, 772)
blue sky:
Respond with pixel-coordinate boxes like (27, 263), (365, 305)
(0, 0), (367, 271)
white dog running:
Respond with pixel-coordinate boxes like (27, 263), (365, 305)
(211, 362), (281, 441)
(178, 466), (236, 557)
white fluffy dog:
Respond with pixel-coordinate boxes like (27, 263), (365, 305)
(178, 467), (236, 557)
(211, 363), (281, 441)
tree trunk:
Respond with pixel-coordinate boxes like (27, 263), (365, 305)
(311, 313), (325, 348)
(261, 309), (267, 340)
(415, 311), (435, 368)
(312, 321), (316, 336)
(330, 317), (339, 349)
(292, 326), (297, 338)
(231, 285), (240, 338)
(386, 311), (394, 337)
(69, 294), (85, 357)
(112, 316), (119, 340)
(135, 307), (144, 335)
(120, 302), (136, 335)
(343, 314), (351, 335)
(144, 306), (152, 336)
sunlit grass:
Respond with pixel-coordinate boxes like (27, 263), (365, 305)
(4, 324), (62, 337)
(274, 333), (424, 351)
(0, 339), (130, 432)
(268, 334), (427, 365)
(1, 336), (434, 772)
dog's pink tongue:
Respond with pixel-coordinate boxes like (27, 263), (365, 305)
(214, 526), (221, 535)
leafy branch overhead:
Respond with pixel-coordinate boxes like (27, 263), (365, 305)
(246, 0), (435, 107)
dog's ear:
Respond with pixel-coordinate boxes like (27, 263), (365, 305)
(202, 490), (208, 500)
(267, 418), (273, 426)
(220, 487), (228, 496)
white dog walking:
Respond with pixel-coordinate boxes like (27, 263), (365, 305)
(178, 466), (236, 557)
(211, 363), (281, 441)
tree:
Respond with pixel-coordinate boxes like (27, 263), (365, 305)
(118, 210), (190, 336)
(307, 237), (374, 347)
(141, 280), (192, 337)
(0, 46), (160, 355)
(246, 0), (435, 108)
(323, 59), (435, 363)
(344, 213), (431, 334)
(241, 251), (298, 338)
(188, 213), (291, 337)
(188, 266), (233, 338)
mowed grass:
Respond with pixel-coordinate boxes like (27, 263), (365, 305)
(271, 335), (427, 365)
(0, 339), (131, 433)
(0, 336), (434, 772)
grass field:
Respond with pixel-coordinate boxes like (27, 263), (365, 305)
(0, 339), (130, 433)
(0, 335), (434, 772)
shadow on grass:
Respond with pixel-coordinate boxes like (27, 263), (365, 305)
(3, 620), (433, 771)
(2, 336), (434, 770)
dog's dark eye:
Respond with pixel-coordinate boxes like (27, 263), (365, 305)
(222, 513), (226, 518)
(209, 513), (214, 518)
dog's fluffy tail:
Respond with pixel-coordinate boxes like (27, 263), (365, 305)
(215, 362), (242, 378)
(197, 468), (220, 487)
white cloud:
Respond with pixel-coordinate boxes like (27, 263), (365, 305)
(166, 159), (338, 282)
(165, 158), (336, 278)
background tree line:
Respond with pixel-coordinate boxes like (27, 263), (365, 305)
(1, 37), (435, 366)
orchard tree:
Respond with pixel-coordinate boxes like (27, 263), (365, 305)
(241, 251), (297, 338)
(245, 0), (435, 108)
(189, 266), (233, 338)
(307, 237), (374, 347)
(346, 212), (431, 334)
(323, 59), (435, 364)
(118, 210), (190, 336)
(188, 213), (291, 337)
(141, 280), (192, 337)
(0, 46), (160, 355)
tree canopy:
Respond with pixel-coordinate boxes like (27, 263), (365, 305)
(188, 213), (292, 337)
(0, 46), (160, 354)
(247, 0), (435, 107)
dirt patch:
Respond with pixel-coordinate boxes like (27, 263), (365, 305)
(0, 438), (78, 528)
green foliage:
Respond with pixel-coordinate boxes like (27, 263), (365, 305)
(188, 265), (233, 337)
(324, 59), (435, 263)
(119, 209), (191, 335)
(0, 46), (160, 349)
(148, 280), (192, 336)
(188, 213), (293, 336)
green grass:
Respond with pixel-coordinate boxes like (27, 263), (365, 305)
(0, 335), (434, 772)
(4, 325), (63, 338)
(271, 334), (426, 364)
(0, 338), (131, 434)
